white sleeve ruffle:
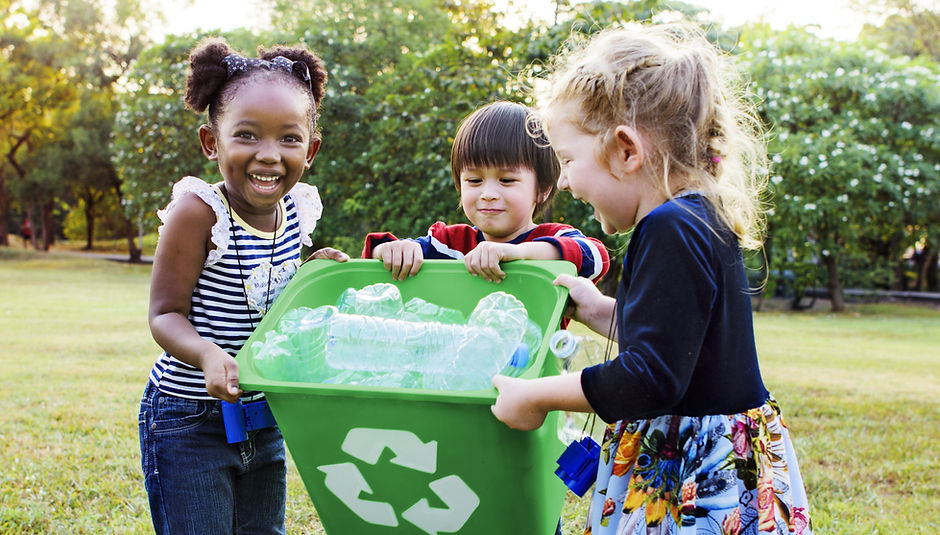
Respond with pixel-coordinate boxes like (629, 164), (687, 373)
(156, 176), (231, 266)
(289, 182), (323, 248)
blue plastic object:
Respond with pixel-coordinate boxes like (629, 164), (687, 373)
(222, 399), (278, 443)
(508, 343), (530, 370)
(555, 436), (601, 496)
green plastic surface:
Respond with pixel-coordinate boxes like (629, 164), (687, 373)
(236, 259), (576, 534)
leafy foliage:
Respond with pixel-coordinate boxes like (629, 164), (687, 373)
(111, 34), (209, 233)
(1, 0), (151, 249)
(739, 25), (940, 301)
(5, 0), (940, 299)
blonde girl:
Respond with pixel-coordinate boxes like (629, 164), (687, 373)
(491, 24), (812, 534)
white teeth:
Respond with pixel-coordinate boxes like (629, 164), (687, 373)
(250, 174), (280, 182)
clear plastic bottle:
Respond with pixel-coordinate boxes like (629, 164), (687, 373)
(549, 329), (603, 373)
(423, 291), (529, 389)
(325, 292), (526, 375)
(324, 313), (468, 373)
(549, 329), (605, 443)
(521, 319), (544, 357)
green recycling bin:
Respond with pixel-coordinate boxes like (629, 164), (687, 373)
(236, 259), (576, 534)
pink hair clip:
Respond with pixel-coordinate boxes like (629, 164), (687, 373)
(711, 156), (722, 163)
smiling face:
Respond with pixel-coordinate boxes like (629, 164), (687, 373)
(459, 165), (543, 242)
(199, 78), (319, 227)
(546, 102), (664, 234)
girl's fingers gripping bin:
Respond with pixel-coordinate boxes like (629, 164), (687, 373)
(236, 259), (577, 534)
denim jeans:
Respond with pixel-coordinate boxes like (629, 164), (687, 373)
(138, 382), (286, 535)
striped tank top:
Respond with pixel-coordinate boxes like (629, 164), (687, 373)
(148, 177), (323, 400)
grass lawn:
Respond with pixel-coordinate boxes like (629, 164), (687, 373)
(0, 247), (937, 534)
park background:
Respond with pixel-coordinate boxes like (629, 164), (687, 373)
(3, 0), (940, 309)
(1, 0), (939, 533)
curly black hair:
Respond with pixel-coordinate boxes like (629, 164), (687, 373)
(184, 37), (328, 132)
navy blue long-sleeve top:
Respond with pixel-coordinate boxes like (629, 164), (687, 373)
(580, 194), (769, 422)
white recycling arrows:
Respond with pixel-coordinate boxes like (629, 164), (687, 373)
(341, 428), (437, 473)
(402, 475), (480, 535)
(318, 462), (398, 526)
(316, 427), (480, 533)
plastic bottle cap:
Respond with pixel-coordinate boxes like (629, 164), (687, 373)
(509, 343), (529, 369)
(549, 330), (577, 359)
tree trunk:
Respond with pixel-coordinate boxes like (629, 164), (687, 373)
(0, 170), (8, 246)
(40, 199), (55, 251)
(913, 244), (930, 291)
(822, 253), (845, 312)
(25, 203), (37, 250)
(84, 194), (95, 250)
(5, 131), (30, 246)
(925, 251), (938, 292)
(124, 214), (142, 263)
(893, 257), (908, 291)
(109, 167), (142, 263)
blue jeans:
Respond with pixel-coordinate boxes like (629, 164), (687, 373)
(138, 382), (286, 535)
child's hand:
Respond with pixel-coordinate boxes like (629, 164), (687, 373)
(490, 375), (548, 430)
(201, 346), (243, 404)
(307, 247), (349, 263)
(554, 274), (617, 336)
(373, 240), (424, 280)
(463, 241), (512, 282)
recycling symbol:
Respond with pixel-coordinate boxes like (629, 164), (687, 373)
(317, 427), (480, 534)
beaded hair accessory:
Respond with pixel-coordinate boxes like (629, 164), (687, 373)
(221, 53), (313, 95)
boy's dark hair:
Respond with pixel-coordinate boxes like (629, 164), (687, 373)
(450, 101), (560, 218)
(184, 37), (328, 133)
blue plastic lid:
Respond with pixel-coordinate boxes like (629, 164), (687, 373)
(509, 343), (529, 369)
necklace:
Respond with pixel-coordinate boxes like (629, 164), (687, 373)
(222, 186), (279, 328)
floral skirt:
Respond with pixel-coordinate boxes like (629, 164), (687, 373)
(583, 398), (812, 535)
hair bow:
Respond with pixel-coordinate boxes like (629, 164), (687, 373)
(221, 53), (313, 95)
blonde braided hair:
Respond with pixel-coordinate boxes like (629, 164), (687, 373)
(537, 24), (768, 250)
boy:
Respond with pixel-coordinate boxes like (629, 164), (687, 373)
(362, 101), (609, 284)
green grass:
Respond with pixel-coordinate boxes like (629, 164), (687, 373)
(0, 247), (937, 534)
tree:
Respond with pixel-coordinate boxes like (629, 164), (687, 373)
(856, 0), (940, 60)
(1, 1), (76, 247)
(112, 34), (213, 259)
(265, 0), (529, 250)
(1, 0), (150, 250)
(739, 25), (940, 309)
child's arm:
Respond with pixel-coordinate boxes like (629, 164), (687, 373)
(532, 227), (609, 282)
(148, 193), (242, 403)
(463, 241), (559, 282)
(491, 372), (593, 430)
(491, 275), (616, 430)
(490, 272), (614, 430)
(465, 225), (610, 283)
(372, 240), (425, 281)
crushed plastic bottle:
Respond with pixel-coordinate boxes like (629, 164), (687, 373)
(401, 296), (466, 324)
(336, 283), (403, 318)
